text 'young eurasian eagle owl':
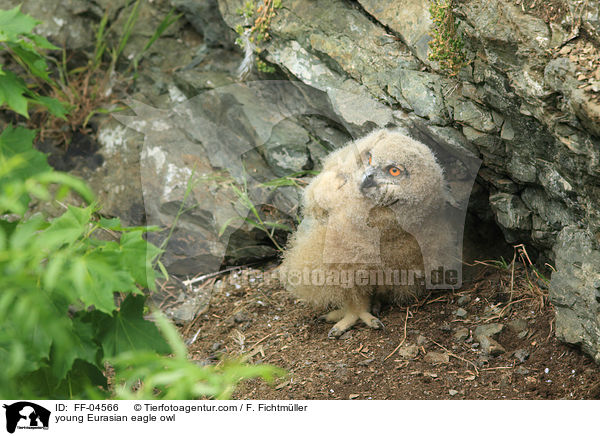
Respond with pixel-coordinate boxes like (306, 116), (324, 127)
(280, 129), (452, 337)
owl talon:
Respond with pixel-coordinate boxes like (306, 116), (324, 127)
(373, 318), (385, 330)
(359, 312), (384, 330)
(328, 326), (343, 339)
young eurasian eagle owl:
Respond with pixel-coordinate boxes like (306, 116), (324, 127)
(280, 129), (451, 337)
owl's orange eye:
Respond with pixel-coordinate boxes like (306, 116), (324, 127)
(389, 166), (402, 176)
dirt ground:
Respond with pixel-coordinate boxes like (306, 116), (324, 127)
(172, 256), (600, 400)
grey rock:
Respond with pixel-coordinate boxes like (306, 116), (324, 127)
(397, 344), (420, 360)
(479, 336), (506, 356)
(457, 295), (472, 307)
(261, 119), (312, 177)
(474, 323), (506, 356)
(448, 389), (459, 396)
(0, 0), (104, 49)
(390, 70), (450, 125)
(357, 0), (434, 65)
(508, 319), (528, 334)
(453, 327), (470, 342)
(474, 323), (504, 341)
(550, 227), (600, 363)
(170, 0), (236, 48)
(424, 351), (450, 364)
(448, 98), (497, 133)
(166, 295), (208, 323)
(455, 308), (467, 318)
(513, 348), (530, 363)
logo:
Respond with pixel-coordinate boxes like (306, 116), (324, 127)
(114, 81), (480, 289)
(3, 402), (50, 434)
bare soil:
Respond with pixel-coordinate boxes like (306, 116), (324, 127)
(178, 260), (600, 400)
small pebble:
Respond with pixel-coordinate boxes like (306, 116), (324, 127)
(455, 308), (467, 318)
(513, 348), (530, 363)
(424, 351), (450, 364)
(449, 389), (458, 396)
(474, 323), (504, 340)
(397, 344), (419, 360)
(508, 319), (528, 334)
(479, 336), (506, 356)
(457, 295), (471, 306)
(453, 327), (469, 342)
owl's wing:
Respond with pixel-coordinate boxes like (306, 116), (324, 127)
(302, 169), (349, 219)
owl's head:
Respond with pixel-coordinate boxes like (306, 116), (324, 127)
(354, 130), (446, 221)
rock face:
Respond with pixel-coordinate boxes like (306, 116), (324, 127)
(213, 0), (600, 362)
(8, 0), (600, 361)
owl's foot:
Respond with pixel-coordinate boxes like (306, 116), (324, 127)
(319, 309), (345, 323)
(328, 313), (359, 338)
(327, 311), (384, 338)
(359, 312), (385, 330)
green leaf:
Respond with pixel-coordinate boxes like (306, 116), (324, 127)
(29, 33), (60, 50)
(0, 70), (29, 117)
(31, 95), (69, 119)
(41, 205), (92, 248)
(34, 172), (95, 204)
(95, 294), (170, 358)
(49, 315), (101, 380)
(10, 42), (52, 82)
(99, 216), (160, 233)
(263, 221), (293, 232)
(120, 230), (161, 289)
(0, 5), (39, 41)
(27, 360), (106, 399)
(218, 215), (243, 237)
(0, 125), (49, 181)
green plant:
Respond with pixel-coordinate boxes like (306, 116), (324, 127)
(261, 169), (319, 189)
(0, 122), (169, 398)
(428, 0), (468, 77)
(219, 175), (293, 251)
(113, 313), (285, 399)
(489, 256), (510, 270)
(0, 6), (68, 119)
(235, 0), (282, 76)
(0, 7), (282, 399)
(32, 1), (180, 147)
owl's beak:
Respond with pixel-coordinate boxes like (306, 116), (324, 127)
(360, 170), (377, 190)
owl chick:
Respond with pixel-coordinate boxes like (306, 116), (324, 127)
(280, 129), (450, 337)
